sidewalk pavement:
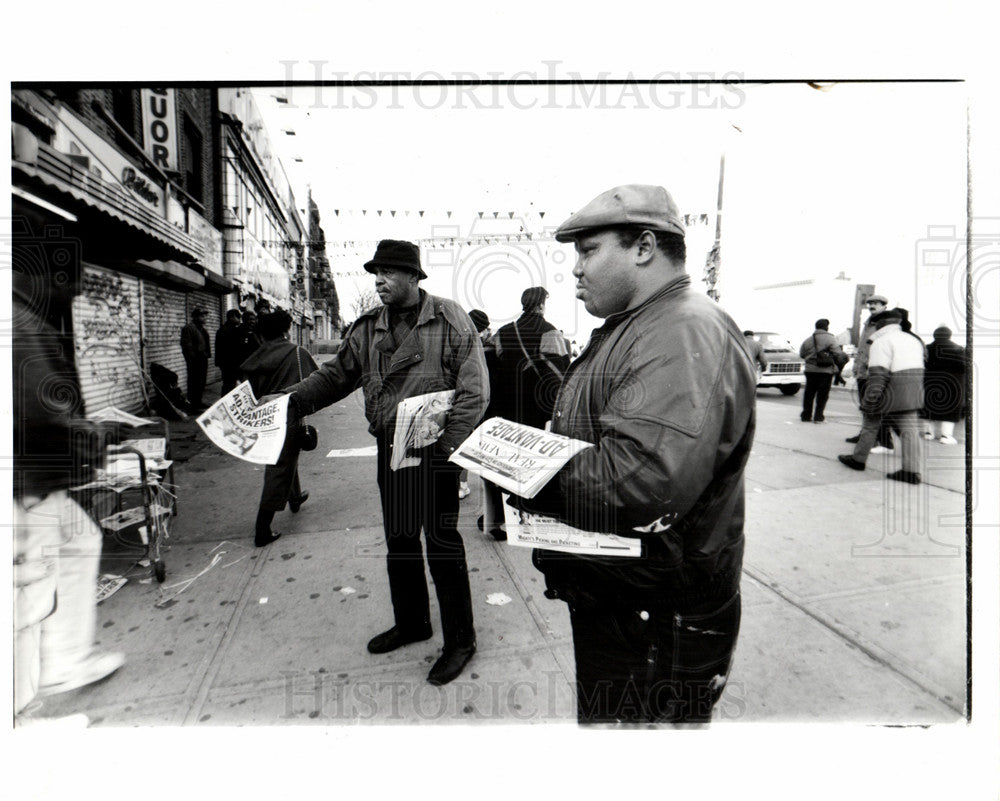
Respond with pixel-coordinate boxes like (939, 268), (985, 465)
(32, 386), (967, 726)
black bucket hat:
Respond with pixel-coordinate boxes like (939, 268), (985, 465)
(363, 239), (427, 280)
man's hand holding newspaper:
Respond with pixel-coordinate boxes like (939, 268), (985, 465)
(448, 418), (642, 558)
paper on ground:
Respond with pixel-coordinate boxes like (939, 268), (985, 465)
(326, 445), (378, 458)
(486, 593), (512, 606)
(96, 574), (128, 603)
(448, 417), (592, 498)
(197, 381), (290, 465)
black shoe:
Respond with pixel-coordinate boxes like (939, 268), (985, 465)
(813, 416), (825, 423)
(490, 528), (507, 542)
(254, 530), (282, 547)
(367, 624), (433, 654)
(887, 470), (921, 485)
(801, 415), (812, 422)
(427, 641), (476, 686)
(477, 515), (484, 532)
(838, 454), (866, 471)
(845, 435), (860, 443)
(288, 492), (309, 513)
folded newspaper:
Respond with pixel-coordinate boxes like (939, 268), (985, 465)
(448, 417), (593, 498)
(391, 390), (455, 470)
(197, 381), (290, 465)
(505, 509), (642, 558)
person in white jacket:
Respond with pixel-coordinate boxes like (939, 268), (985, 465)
(838, 308), (925, 483)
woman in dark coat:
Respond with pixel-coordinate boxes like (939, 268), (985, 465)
(922, 325), (966, 445)
(240, 310), (319, 545)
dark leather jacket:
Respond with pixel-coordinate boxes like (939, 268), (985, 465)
(532, 274), (758, 606)
(286, 290), (489, 453)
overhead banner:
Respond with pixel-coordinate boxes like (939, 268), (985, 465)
(140, 89), (178, 172)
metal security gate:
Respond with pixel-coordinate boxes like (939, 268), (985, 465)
(140, 281), (189, 395)
(73, 264), (145, 414)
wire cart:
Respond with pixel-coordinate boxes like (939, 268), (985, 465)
(73, 417), (177, 585)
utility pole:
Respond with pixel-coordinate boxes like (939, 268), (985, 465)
(704, 153), (725, 302)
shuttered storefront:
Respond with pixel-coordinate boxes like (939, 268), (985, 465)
(73, 264), (145, 415)
(188, 289), (222, 387)
(141, 281), (189, 392)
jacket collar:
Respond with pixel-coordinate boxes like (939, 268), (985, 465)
(871, 322), (900, 341)
(602, 272), (691, 327)
(374, 289), (431, 332)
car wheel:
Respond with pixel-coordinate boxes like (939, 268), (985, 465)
(779, 385), (801, 396)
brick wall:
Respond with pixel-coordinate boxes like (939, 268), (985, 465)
(175, 89), (217, 219)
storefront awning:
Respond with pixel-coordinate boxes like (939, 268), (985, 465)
(13, 138), (205, 264)
(135, 259), (205, 290)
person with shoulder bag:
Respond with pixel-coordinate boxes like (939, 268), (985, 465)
(798, 318), (847, 423)
(240, 309), (318, 546)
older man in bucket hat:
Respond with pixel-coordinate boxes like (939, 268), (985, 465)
(514, 185), (758, 724)
(276, 239), (488, 686)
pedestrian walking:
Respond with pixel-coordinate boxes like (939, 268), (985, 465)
(236, 310), (263, 377)
(798, 318), (847, 422)
(458, 309), (493, 502)
(241, 309), (318, 547)
(743, 330), (769, 374)
(180, 308), (211, 409)
(517, 184), (758, 724)
(277, 239), (489, 686)
(846, 294), (894, 452)
(838, 307), (925, 483)
(922, 325), (966, 445)
(13, 272), (125, 724)
(466, 307), (507, 540)
(214, 308), (244, 395)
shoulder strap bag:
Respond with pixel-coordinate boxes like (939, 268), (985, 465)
(514, 320), (564, 382)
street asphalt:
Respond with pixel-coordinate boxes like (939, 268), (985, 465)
(34, 382), (969, 727)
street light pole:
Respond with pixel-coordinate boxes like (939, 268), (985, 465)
(705, 153), (725, 302)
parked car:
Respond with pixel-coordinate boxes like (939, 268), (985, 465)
(749, 331), (806, 395)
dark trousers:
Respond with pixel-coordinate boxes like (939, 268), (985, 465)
(185, 355), (208, 407)
(855, 378), (893, 447)
(259, 422), (303, 512)
(376, 437), (474, 648)
(569, 591), (741, 724)
(220, 368), (241, 396)
(802, 372), (833, 421)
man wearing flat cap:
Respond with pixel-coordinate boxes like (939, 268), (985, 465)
(518, 184), (758, 724)
(180, 308), (211, 410)
(845, 293), (895, 451)
(278, 239), (489, 685)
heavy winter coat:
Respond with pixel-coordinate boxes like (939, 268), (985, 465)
(799, 329), (845, 374)
(862, 323), (925, 414)
(924, 333), (966, 421)
(531, 274), (758, 606)
(286, 290), (489, 453)
(240, 339), (319, 398)
(492, 312), (571, 428)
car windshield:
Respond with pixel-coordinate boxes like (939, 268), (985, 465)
(756, 333), (794, 351)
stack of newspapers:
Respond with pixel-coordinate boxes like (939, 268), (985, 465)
(391, 390), (455, 470)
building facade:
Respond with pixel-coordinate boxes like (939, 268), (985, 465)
(12, 86), (317, 415)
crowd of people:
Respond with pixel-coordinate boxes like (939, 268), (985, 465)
(13, 181), (968, 729)
(792, 294), (968, 486)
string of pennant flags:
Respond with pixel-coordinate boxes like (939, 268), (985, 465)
(255, 212), (711, 251)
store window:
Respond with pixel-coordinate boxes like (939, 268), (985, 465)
(182, 115), (204, 205)
(111, 89), (139, 146)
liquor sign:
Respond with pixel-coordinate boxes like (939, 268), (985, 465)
(141, 89), (178, 172)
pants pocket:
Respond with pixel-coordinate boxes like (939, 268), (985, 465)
(669, 591), (741, 678)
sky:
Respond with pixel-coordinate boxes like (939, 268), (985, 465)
(254, 80), (969, 343)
